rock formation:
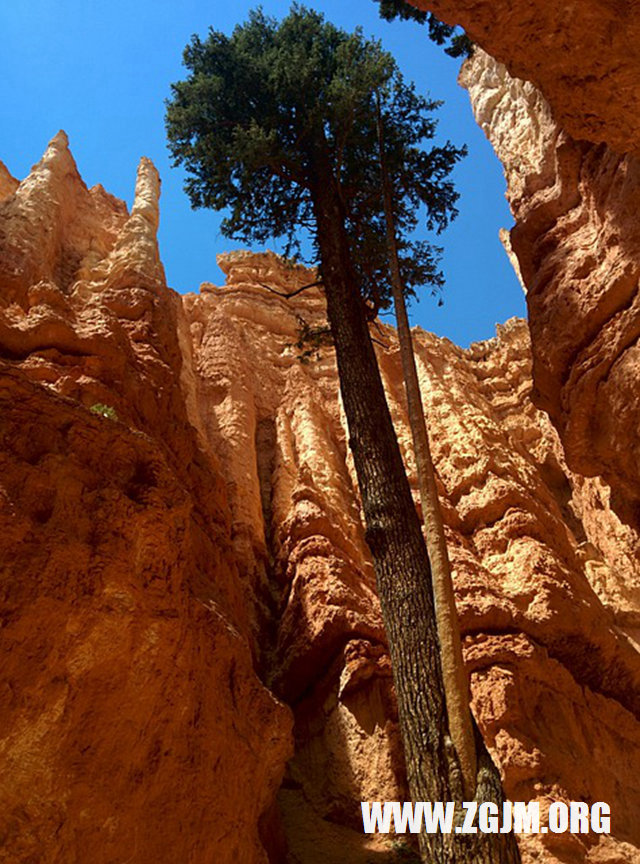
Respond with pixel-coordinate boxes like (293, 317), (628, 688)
(0, 136), (292, 864)
(409, 0), (640, 155)
(0, 161), (18, 202)
(189, 252), (640, 864)
(458, 49), (640, 537)
(0, 134), (638, 863)
(404, 0), (640, 544)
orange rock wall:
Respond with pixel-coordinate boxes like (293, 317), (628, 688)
(184, 252), (640, 864)
(458, 46), (640, 528)
(0, 136), (291, 864)
(409, 0), (640, 155)
(407, 0), (640, 528)
(1, 129), (639, 864)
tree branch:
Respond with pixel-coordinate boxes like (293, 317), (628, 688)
(258, 279), (323, 298)
(370, 335), (389, 349)
(373, 318), (388, 339)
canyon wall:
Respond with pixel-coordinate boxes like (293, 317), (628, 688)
(412, 0), (640, 531)
(459, 48), (640, 535)
(0, 137), (292, 864)
(186, 252), (640, 864)
(410, 0), (640, 154)
(0, 135), (638, 863)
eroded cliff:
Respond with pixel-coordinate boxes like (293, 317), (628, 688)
(409, 0), (640, 155)
(458, 49), (640, 538)
(185, 251), (640, 864)
(0, 136), (292, 864)
(0, 134), (638, 863)
(403, 0), (640, 558)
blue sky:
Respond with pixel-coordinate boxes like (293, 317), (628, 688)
(0, 0), (524, 346)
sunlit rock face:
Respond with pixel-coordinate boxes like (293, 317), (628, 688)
(0, 160), (18, 201)
(186, 252), (640, 864)
(460, 49), (640, 532)
(0, 136), (638, 864)
(410, 0), (640, 528)
(0, 136), (292, 864)
(408, 0), (640, 155)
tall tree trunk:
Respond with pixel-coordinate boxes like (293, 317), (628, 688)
(375, 98), (477, 799)
(308, 136), (520, 864)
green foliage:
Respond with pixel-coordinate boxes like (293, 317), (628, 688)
(291, 315), (333, 364)
(165, 4), (464, 316)
(167, 6), (387, 257)
(374, 0), (474, 58)
(390, 839), (422, 863)
(344, 76), (465, 312)
(89, 403), (118, 421)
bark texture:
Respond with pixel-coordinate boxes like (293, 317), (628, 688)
(309, 136), (520, 864)
(376, 101), (478, 800)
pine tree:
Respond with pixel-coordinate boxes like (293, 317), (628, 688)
(373, 0), (474, 58)
(166, 9), (520, 862)
(375, 91), (476, 799)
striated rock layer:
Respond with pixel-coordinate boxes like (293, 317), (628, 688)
(0, 136), (292, 864)
(409, 0), (640, 155)
(408, 0), (640, 545)
(459, 48), (640, 532)
(0, 138), (639, 864)
(187, 252), (640, 864)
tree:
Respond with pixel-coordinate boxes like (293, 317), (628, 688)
(329, 75), (478, 801)
(374, 92), (476, 799)
(373, 0), (474, 58)
(339, 72), (463, 319)
(166, 9), (519, 863)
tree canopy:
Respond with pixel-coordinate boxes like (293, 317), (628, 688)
(374, 0), (474, 58)
(166, 11), (520, 861)
(165, 4), (465, 315)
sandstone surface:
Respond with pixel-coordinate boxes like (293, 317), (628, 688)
(0, 135), (292, 864)
(186, 251), (640, 864)
(0, 133), (639, 864)
(460, 50), (640, 530)
(409, 0), (640, 154)
(0, 161), (18, 201)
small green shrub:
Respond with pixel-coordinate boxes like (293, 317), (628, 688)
(366, 839), (421, 864)
(89, 403), (118, 421)
(390, 840), (421, 863)
(291, 315), (333, 364)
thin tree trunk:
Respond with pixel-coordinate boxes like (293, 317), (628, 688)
(308, 134), (520, 864)
(375, 98), (477, 799)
